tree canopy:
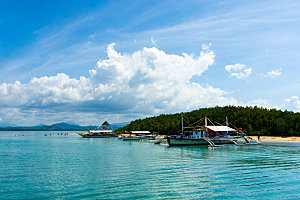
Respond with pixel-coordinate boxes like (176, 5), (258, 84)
(115, 106), (300, 136)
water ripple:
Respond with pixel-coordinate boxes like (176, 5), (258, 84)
(0, 133), (299, 199)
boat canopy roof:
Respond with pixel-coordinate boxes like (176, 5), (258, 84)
(90, 130), (113, 133)
(206, 126), (236, 132)
(131, 131), (150, 134)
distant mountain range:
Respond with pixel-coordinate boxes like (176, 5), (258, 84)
(0, 122), (129, 131)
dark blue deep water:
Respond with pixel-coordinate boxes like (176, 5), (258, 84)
(0, 131), (300, 199)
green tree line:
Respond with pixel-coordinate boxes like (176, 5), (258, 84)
(115, 106), (300, 136)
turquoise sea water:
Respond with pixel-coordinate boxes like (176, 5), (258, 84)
(0, 131), (299, 199)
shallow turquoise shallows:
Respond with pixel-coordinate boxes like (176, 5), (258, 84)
(0, 131), (300, 199)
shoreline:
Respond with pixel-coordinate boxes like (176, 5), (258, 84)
(118, 134), (300, 142)
(254, 136), (300, 142)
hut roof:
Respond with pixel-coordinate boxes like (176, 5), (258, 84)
(102, 121), (110, 126)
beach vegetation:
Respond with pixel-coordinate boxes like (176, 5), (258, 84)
(116, 106), (300, 136)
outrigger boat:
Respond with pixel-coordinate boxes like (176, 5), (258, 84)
(120, 131), (153, 140)
(79, 121), (117, 138)
(80, 130), (117, 138)
(167, 114), (260, 147)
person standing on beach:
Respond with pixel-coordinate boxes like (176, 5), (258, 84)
(258, 133), (261, 141)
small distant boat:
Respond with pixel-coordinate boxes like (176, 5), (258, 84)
(80, 130), (117, 138)
(167, 114), (260, 147)
(79, 121), (117, 138)
(121, 131), (152, 141)
(121, 136), (142, 140)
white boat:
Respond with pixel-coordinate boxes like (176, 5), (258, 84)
(122, 136), (142, 140)
(167, 115), (259, 146)
(131, 131), (151, 135)
(80, 130), (117, 138)
(79, 121), (117, 138)
(121, 131), (152, 141)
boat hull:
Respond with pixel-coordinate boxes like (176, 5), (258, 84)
(122, 137), (141, 141)
(167, 137), (239, 146)
(80, 134), (117, 138)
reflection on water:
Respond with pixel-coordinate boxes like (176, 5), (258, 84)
(0, 131), (299, 199)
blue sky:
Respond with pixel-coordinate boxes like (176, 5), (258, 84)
(0, 0), (299, 126)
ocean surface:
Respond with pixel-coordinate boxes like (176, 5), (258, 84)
(0, 131), (299, 199)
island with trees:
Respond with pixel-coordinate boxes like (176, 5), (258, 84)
(116, 106), (300, 137)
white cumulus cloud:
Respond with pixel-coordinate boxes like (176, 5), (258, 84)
(88, 43), (237, 113)
(262, 68), (282, 78)
(248, 98), (272, 109)
(281, 96), (300, 112)
(0, 43), (241, 125)
(225, 63), (252, 79)
(0, 73), (93, 107)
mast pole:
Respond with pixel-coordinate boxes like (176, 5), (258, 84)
(226, 116), (229, 133)
(205, 115), (207, 138)
(181, 112), (184, 135)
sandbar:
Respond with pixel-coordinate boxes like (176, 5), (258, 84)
(254, 136), (300, 142)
